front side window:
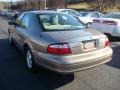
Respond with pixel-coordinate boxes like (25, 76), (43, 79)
(38, 13), (84, 31)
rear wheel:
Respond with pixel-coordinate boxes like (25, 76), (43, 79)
(25, 47), (37, 72)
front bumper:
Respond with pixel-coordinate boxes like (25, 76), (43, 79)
(33, 47), (112, 74)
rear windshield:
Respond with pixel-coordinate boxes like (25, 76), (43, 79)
(38, 13), (85, 31)
(104, 13), (120, 19)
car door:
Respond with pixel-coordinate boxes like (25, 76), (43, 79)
(14, 14), (30, 50)
(11, 14), (24, 46)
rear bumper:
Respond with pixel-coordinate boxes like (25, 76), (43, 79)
(33, 48), (112, 74)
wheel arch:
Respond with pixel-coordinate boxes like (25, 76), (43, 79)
(23, 42), (33, 54)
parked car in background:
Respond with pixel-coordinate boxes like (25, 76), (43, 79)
(0, 10), (6, 16)
(77, 12), (104, 27)
(91, 12), (120, 37)
(8, 11), (112, 73)
(53, 9), (82, 17)
(7, 11), (20, 18)
(6, 10), (13, 17)
(12, 11), (20, 18)
(0, 10), (9, 16)
(0, 10), (20, 19)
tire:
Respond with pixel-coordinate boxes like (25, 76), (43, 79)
(25, 47), (37, 72)
(9, 33), (14, 46)
(86, 22), (92, 28)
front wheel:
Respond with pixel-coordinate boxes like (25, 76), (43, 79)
(25, 47), (37, 72)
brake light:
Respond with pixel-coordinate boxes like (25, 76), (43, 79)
(47, 43), (71, 55)
(102, 21), (118, 25)
(93, 19), (100, 23)
(105, 37), (110, 47)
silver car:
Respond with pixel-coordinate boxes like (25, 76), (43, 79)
(8, 11), (112, 74)
(53, 9), (82, 17)
(78, 12), (104, 27)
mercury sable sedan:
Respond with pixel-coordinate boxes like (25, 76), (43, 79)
(8, 11), (113, 74)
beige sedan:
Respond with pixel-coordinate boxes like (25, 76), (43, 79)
(8, 11), (113, 73)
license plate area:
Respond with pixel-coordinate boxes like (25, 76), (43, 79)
(83, 40), (96, 51)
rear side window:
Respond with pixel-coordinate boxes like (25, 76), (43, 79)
(16, 14), (24, 25)
(20, 15), (30, 28)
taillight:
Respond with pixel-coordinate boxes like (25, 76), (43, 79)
(93, 19), (100, 23)
(102, 21), (118, 25)
(47, 43), (71, 55)
(105, 37), (110, 47)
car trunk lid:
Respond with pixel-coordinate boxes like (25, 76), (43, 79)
(43, 29), (106, 55)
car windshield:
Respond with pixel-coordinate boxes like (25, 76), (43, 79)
(38, 13), (85, 31)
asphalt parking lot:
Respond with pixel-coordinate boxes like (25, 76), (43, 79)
(0, 16), (120, 90)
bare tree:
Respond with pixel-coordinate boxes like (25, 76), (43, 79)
(47, 0), (65, 9)
(65, 0), (71, 9)
(89, 0), (113, 12)
(10, 0), (69, 11)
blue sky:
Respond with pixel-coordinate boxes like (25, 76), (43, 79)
(0, 0), (19, 2)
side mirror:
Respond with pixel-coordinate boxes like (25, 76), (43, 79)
(8, 21), (16, 25)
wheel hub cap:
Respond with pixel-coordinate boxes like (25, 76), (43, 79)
(26, 50), (32, 69)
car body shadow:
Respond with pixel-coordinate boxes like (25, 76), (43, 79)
(108, 36), (120, 42)
(0, 38), (74, 90)
(106, 36), (120, 69)
(106, 45), (120, 69)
